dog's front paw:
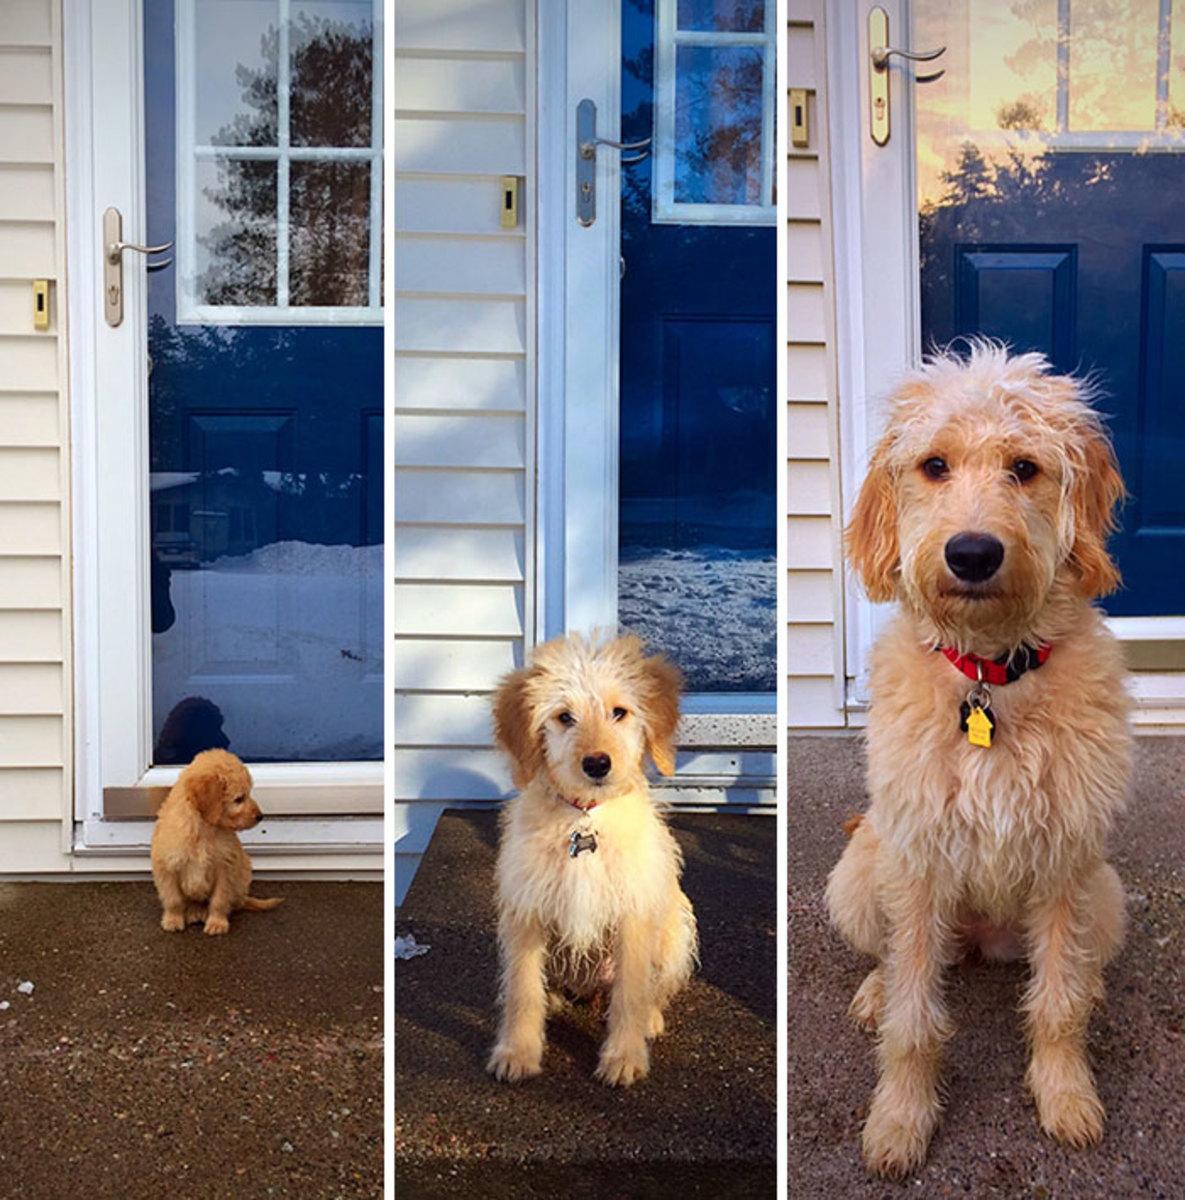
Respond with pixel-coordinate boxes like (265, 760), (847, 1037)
(646, 1007), (665, 1039)
(595, 1038), (649, 1087)
(487, 1041), (543, 1083)
(862, 1087), (937, 1179)
(1028, 1043), (1105, 1147)
(1036, 1085), (1105, 1147)
(203, 914), (230, 936)
(160, 911), (186, 933)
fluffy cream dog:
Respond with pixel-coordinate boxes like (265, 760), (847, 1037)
(827, 344), (1131, 1176)
(487, 632), (698, 1087)
(151, 748), (282, 935)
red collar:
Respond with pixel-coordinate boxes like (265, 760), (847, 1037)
(938, 643), (1051, 686)
(559, 793), (598, 813)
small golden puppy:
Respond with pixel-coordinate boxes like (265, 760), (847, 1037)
(151, 748), (282, 936)
(828, 343), (1131, 1176)
(487, 632), (698, 1087)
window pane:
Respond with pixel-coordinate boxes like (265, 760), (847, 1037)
(194, 157), (277, 306)
(1068, 0), (1159, 131)
(674, 45), (765, 205)
(677, 0), (764, 32)
(290, 0), (374, 148)
(289, 160), (371, 306)
(195, 0), (278, 147)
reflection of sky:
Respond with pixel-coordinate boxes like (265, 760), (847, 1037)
(195, 0), (277, 145)
(914, 0), (1185, 207)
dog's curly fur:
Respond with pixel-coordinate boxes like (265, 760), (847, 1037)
(827, 344), (1131, 1176)
(150, 748), (282, 936)
(487, 632), (698, 1087)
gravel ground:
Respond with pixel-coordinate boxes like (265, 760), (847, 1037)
(789, 734), (1185, 1199)
(0, 881), (383, 1200)
(394, 810), (776, 1199)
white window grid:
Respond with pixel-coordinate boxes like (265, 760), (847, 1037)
(175, 0), (383, 325)
(651, 0), (777, 226)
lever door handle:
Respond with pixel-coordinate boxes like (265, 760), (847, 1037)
(106, 235), (174, 265)
(867, 6), (946, 146)
(103, 206), (173, 328)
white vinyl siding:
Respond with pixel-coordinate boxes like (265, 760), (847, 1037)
(393, 0), (532, 898)
(0, 0), (73, 868)
(787, 0), (845, 729)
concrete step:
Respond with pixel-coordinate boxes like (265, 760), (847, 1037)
(789, 734), (1185, 1197)
(395, 809), (776, 1198)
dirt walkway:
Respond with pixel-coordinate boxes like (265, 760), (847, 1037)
(790, 735), (1185, 1199)
(0, 881), (383, 1199)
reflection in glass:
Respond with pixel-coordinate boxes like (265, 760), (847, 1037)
(195, 158), (278, 306)
(290, 0), (374, 147)
(913, 0), (1185, 616)
(619, 0), (775, 692)
(146, 0), (382, 762)
(290, 161), (371, 305)
(195, 0), (277, 146)
(676, 0), (764, 33)
(674, 45), (764, 205)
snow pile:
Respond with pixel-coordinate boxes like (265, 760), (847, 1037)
(618, 546), (776, 693)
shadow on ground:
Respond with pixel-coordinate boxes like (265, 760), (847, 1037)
(0, 881), (383, 1199)
(790, 735), (1185, 1199)
(394, 810), (776, 1199)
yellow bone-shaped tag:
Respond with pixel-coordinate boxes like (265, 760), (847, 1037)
(966, 705), (994, 748)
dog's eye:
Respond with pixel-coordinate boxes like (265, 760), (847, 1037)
(921, 456), (949, 481)
(557, 711), (576, 727)
(1010, 458), (1039, 484)
(611, 707), (628, 722)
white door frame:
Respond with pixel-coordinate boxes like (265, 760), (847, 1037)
(63, 0), (382, 849)
(534, 0), (776, 739)
(826, 0), (1185, 708)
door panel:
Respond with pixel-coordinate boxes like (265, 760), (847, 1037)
(914, 0), (1185, 615)
(144, 0), (383, 765)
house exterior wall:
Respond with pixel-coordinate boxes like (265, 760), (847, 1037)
(393, 0), (534, 890)
(787, 0), (846, 731)
(0, 0), (74, 869)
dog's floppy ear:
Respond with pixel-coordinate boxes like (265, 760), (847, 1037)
(845, 435), (899, 603)
(1068, 419), (1124, 599)
(492, 667), (544, 789)
(183, 760), (226, 824)
(639, 653), (682, 777)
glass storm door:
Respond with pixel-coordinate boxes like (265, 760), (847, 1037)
(78, 0), (383, 827)
(617, 0), (777, 695)
(911, 1), (1185, 617)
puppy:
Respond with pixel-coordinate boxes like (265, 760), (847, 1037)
(827, 343), (1131, 1176)
(150, 748), (283, 935)
(487, 632), (698, 1087)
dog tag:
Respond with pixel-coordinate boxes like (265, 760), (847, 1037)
(959, 700), (996, 748)
(568, 830), (597, 858)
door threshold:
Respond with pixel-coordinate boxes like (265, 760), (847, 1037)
(75, 815), (384, 855)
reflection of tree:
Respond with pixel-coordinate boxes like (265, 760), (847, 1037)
(200, 12), (373, 307)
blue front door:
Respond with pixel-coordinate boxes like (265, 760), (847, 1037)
(618, 0), (777, 691)
(145, 1), (383, 763)
(913, 2), (1185, 617)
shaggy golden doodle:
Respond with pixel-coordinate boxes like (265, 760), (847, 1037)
(487, 632), (698, 1087)
(150, 748), (282, 935)
(827, 344), (1131, 1176)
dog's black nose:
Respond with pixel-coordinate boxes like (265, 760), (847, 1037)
(944, 532), (1005, 582)
(582, 753), (612, 780)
